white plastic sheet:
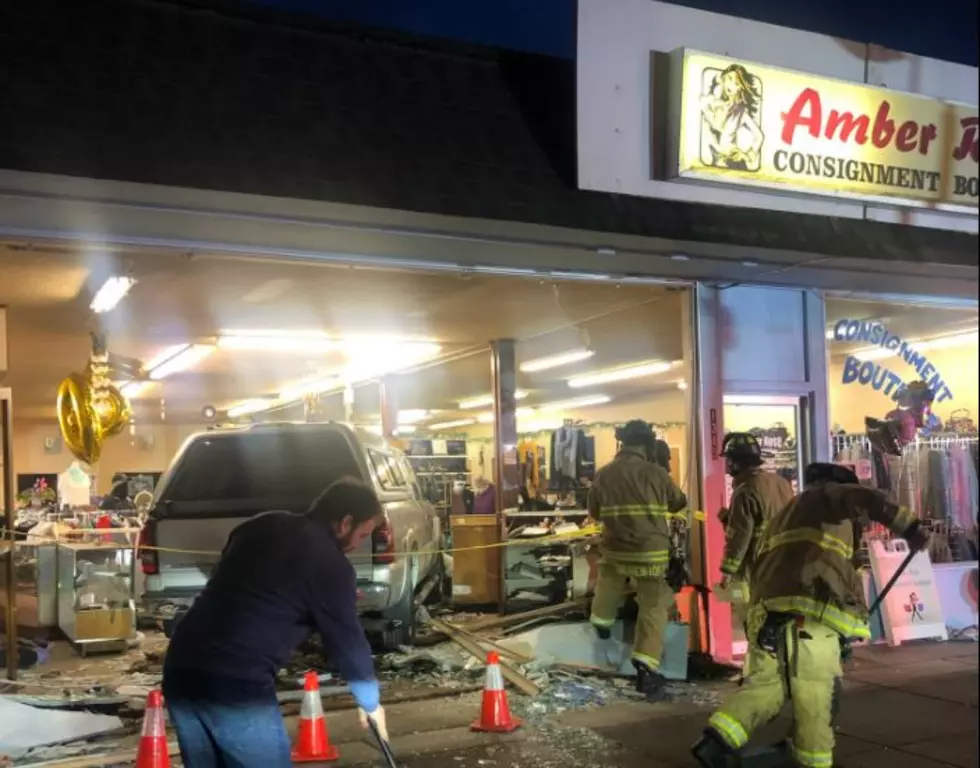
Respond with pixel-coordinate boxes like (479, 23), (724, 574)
(0, 697), (122, 758)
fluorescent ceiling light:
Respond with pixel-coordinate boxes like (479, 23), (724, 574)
(394, 426), (417, 435)
(853, 330), (978, 362)
(218, 334), (336, 353)
(278, 377), (342, 402)
(148, 344), (216, 380)
(537, 395), (612, 411)
(676, 380), (689, 391)
(227, 399), (276, 418)
(458, 391), (529, 410)
(343, 342), (443, 381)
(90, 276), (136, 314)
(117, 381), (151, 399)
(520, 349), (594, 373)
(477, 407), (535, 424)
(428, 418), (476, 430)
(568, 360), (674, 388)
(398, 409), (433, 425)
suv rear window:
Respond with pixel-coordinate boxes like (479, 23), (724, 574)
(161, 430), (362, 504)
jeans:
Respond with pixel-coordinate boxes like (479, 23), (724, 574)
(166, 695), (291, 768)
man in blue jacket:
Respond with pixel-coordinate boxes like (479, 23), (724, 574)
(162, 477), (388, 766)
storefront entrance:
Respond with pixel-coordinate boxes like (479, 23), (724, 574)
(722, 394), (811, 654)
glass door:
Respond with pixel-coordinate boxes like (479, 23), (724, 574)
(722, 395), (809, 655)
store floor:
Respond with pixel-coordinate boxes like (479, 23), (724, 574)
(307, 640), (978, 768)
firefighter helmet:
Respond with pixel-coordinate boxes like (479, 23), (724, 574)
(721, 432), (763, 474)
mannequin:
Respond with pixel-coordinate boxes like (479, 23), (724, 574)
(58, 460), (92, 508)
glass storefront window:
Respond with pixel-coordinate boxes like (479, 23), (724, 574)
(826, 297), (979, 564)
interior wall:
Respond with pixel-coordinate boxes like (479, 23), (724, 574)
(828, 344), (980, 433)
(12, 420), (200, 494)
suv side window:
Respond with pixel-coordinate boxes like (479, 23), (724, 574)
(367, 450), (408, 491)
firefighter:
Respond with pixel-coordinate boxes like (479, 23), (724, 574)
(692, 463), (930, 768)
(718, 433), (795, 629)
(588, 420), (689, 702)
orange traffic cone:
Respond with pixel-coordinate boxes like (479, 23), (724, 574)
(471, 651), (521, 733)
(136, 690), (171, 768)
(292, 671), (340, 763)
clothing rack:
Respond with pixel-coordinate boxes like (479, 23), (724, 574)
(832, 432), (979, 563)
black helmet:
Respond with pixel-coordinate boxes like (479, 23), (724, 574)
(805, 462), (859, 487)
(616, 420), (656, 448)
(721, 432), (763, 472)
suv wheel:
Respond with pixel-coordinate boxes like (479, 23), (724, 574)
(380, 561), (418, 650)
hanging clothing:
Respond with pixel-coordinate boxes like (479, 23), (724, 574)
(551, 427), (579, 480)
(517, 439), (540, 499)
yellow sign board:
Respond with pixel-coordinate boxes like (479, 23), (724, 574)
(669, 49), (979, 211)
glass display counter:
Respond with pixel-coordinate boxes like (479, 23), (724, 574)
(0, 541), (58, 628)
(57, 532), (137, 655)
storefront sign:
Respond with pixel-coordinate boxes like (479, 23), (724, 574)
(668, 49), (979, 211)
(833, 319), (954, 403)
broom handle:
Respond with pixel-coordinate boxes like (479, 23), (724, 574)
(368, 718), (399, 768)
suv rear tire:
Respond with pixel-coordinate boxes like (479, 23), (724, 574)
(379, 557), (419, 650)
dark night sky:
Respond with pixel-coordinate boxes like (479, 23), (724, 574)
(238, 0), (978, 67)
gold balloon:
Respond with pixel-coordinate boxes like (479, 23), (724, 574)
(57, 373), (104, 466)
(57, 340), (138, 465)
(98, 384), (131, 437)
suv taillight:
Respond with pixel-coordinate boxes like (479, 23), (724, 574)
(138, 522), (159, 575)
(372, 517), (396, 566)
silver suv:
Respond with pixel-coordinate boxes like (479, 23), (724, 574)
(138, 422), (443, 649)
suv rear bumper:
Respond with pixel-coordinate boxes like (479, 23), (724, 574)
(141, 581), (394, 626)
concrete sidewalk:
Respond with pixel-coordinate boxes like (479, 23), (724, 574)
(314, 640), (978, 767)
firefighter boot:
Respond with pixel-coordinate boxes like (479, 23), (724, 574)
(633, 661), (669, 703)
(741, 740), (793, 767)
(691, 728), (741, 768)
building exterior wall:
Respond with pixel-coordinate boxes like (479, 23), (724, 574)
(577, 0), (979, 234)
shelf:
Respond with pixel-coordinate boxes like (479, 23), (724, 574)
(407, 454), (467, 459)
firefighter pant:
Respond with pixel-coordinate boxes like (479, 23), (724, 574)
(589, 562), (673, 671)
(730, 580), (751, 640)
(707, 610), (842, 768)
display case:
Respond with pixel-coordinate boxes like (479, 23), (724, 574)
(57, 533), (137, 655)
(0, 541), (58, 628)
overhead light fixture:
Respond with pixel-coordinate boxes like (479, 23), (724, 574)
(458, 391), (529, 410)
(676, 380), (689, 391)
(217, 330), (336, 353)
(477, 407), (535, 424)
(853, 329), (978, 362)
(428, 418), (476, 430)
(148, 344), (216, 380)
(393, 426), (417, 435)
(117, 381), (151, 399)
(90, 276), (136, 314)
(536, 395), (612, 411)
(226, 399), (276, 418)
(278, 377), (342, 402)
(343, 342), (443, 381)
(568, 360), (674, 388)
(520, 349), (594, 373)
(398, 409), (433, 425)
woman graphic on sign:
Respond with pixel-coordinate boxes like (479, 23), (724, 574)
(699, 63), (765, 172)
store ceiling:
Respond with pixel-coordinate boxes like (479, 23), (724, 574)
(0, 241), (687, 424)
